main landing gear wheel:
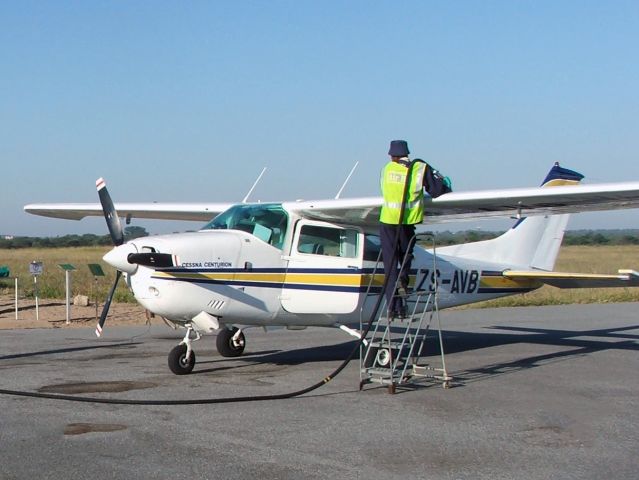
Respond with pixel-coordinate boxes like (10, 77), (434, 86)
(216, 327), (246, 357)
(168, 344), (196, 375)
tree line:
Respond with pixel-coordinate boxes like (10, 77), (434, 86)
(2, 227), (638, 249)
(427, 229), (639, 246)
(0, 226), (149, 249)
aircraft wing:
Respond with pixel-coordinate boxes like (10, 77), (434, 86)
(23, 202), (234, 222)
(24, 181), (639, 225)
(286, 181), (639, 227)
(503, 269), (639, 288)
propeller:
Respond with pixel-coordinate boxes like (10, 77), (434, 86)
(95, 177), (124, 337)
(96, 177), (124, 247)
(96, 270), (121, 337)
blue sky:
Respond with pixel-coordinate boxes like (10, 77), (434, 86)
(1, 1), (638, 236)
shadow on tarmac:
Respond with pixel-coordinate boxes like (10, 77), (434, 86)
(191, 323), (638, 381)
(2, 323), (636, 386)
(0, 342), (143, 362)
(0, 301), (65, 315)
(437, 324), (639, 384)
(191, 342), (357, 375)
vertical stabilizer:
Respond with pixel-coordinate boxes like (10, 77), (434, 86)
(438, 164), (584, 270)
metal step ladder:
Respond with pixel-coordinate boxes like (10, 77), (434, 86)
(359, 233), (452, 394)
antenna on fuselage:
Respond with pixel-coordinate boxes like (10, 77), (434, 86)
(242, 167), (267, 203)
(334, 161), (359, 199)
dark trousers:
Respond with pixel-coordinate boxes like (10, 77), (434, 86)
(380, 223), (416, 314)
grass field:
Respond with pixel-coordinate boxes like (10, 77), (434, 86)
(1, 245), (638, 306)
(0, 246), (132, 302)
(471, 245), (639, 308)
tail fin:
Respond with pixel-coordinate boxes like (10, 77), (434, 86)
(438, 164), (584, 270)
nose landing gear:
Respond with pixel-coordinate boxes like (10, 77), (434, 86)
(167, 325), (247, 375)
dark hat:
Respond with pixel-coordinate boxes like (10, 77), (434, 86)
(388, 140), (410, 157)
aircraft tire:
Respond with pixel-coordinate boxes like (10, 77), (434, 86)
(216, 327), (246, 357)
(168, 344), (196, 375)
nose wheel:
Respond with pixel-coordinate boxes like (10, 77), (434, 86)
(168, 344), (196, 375)
(168, 325), (200, 375)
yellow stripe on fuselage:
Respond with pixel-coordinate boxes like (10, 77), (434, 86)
(280, 273), (360, 286)
(153, 270), (387, 288)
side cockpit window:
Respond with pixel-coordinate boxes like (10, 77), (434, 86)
(202, 204), (288, 250)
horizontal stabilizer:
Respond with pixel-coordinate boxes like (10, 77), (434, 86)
(503, 269), (639, 289)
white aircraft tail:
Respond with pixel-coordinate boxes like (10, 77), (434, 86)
(438, 164), (584, 270)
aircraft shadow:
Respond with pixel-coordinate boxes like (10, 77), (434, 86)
(419, 324), (639, 354)
(192, 341), (357, 375)
(194, 324), (639, 384)
(433, 324), (639, 385)
(248, 342), (357, 365)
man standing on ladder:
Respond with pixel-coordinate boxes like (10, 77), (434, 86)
(379, 139), (452, 318)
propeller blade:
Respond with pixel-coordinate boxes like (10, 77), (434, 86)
(127, 252), (178, 269)
(96, 270), (122, 337)
(96, 178), (124, 246)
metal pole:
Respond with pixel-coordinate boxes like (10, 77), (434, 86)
(14, 277), (18, 321)
(34, 275), (39, 323)
(94, 276), (99, 322)
(65, 270), (71, 325)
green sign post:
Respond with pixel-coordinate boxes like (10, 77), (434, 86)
(88, 264), (105, 277)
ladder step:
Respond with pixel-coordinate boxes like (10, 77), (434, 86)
(408, 289), (430, 296)
(363, 367), (404, 378)
(377, 315), (423, 322)
(367, 341), (408, 350)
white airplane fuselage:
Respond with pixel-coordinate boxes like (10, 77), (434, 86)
(109, 205), (536, 332)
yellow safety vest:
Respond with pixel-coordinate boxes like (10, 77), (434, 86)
(379, 160), (426, 225)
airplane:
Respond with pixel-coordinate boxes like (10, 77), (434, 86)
(24, 163), (639, 375)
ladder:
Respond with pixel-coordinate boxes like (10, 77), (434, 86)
(359, 233), (452, 394)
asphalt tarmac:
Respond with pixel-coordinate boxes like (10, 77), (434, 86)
(1, 303), (638, 480)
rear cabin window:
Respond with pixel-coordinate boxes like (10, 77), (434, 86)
(297, 225), (358, 258)
(363, 234), (382, 262)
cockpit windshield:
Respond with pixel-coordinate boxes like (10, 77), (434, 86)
(201, 203), (288, 249)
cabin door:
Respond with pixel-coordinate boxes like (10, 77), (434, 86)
(280, 220), (363, 314)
